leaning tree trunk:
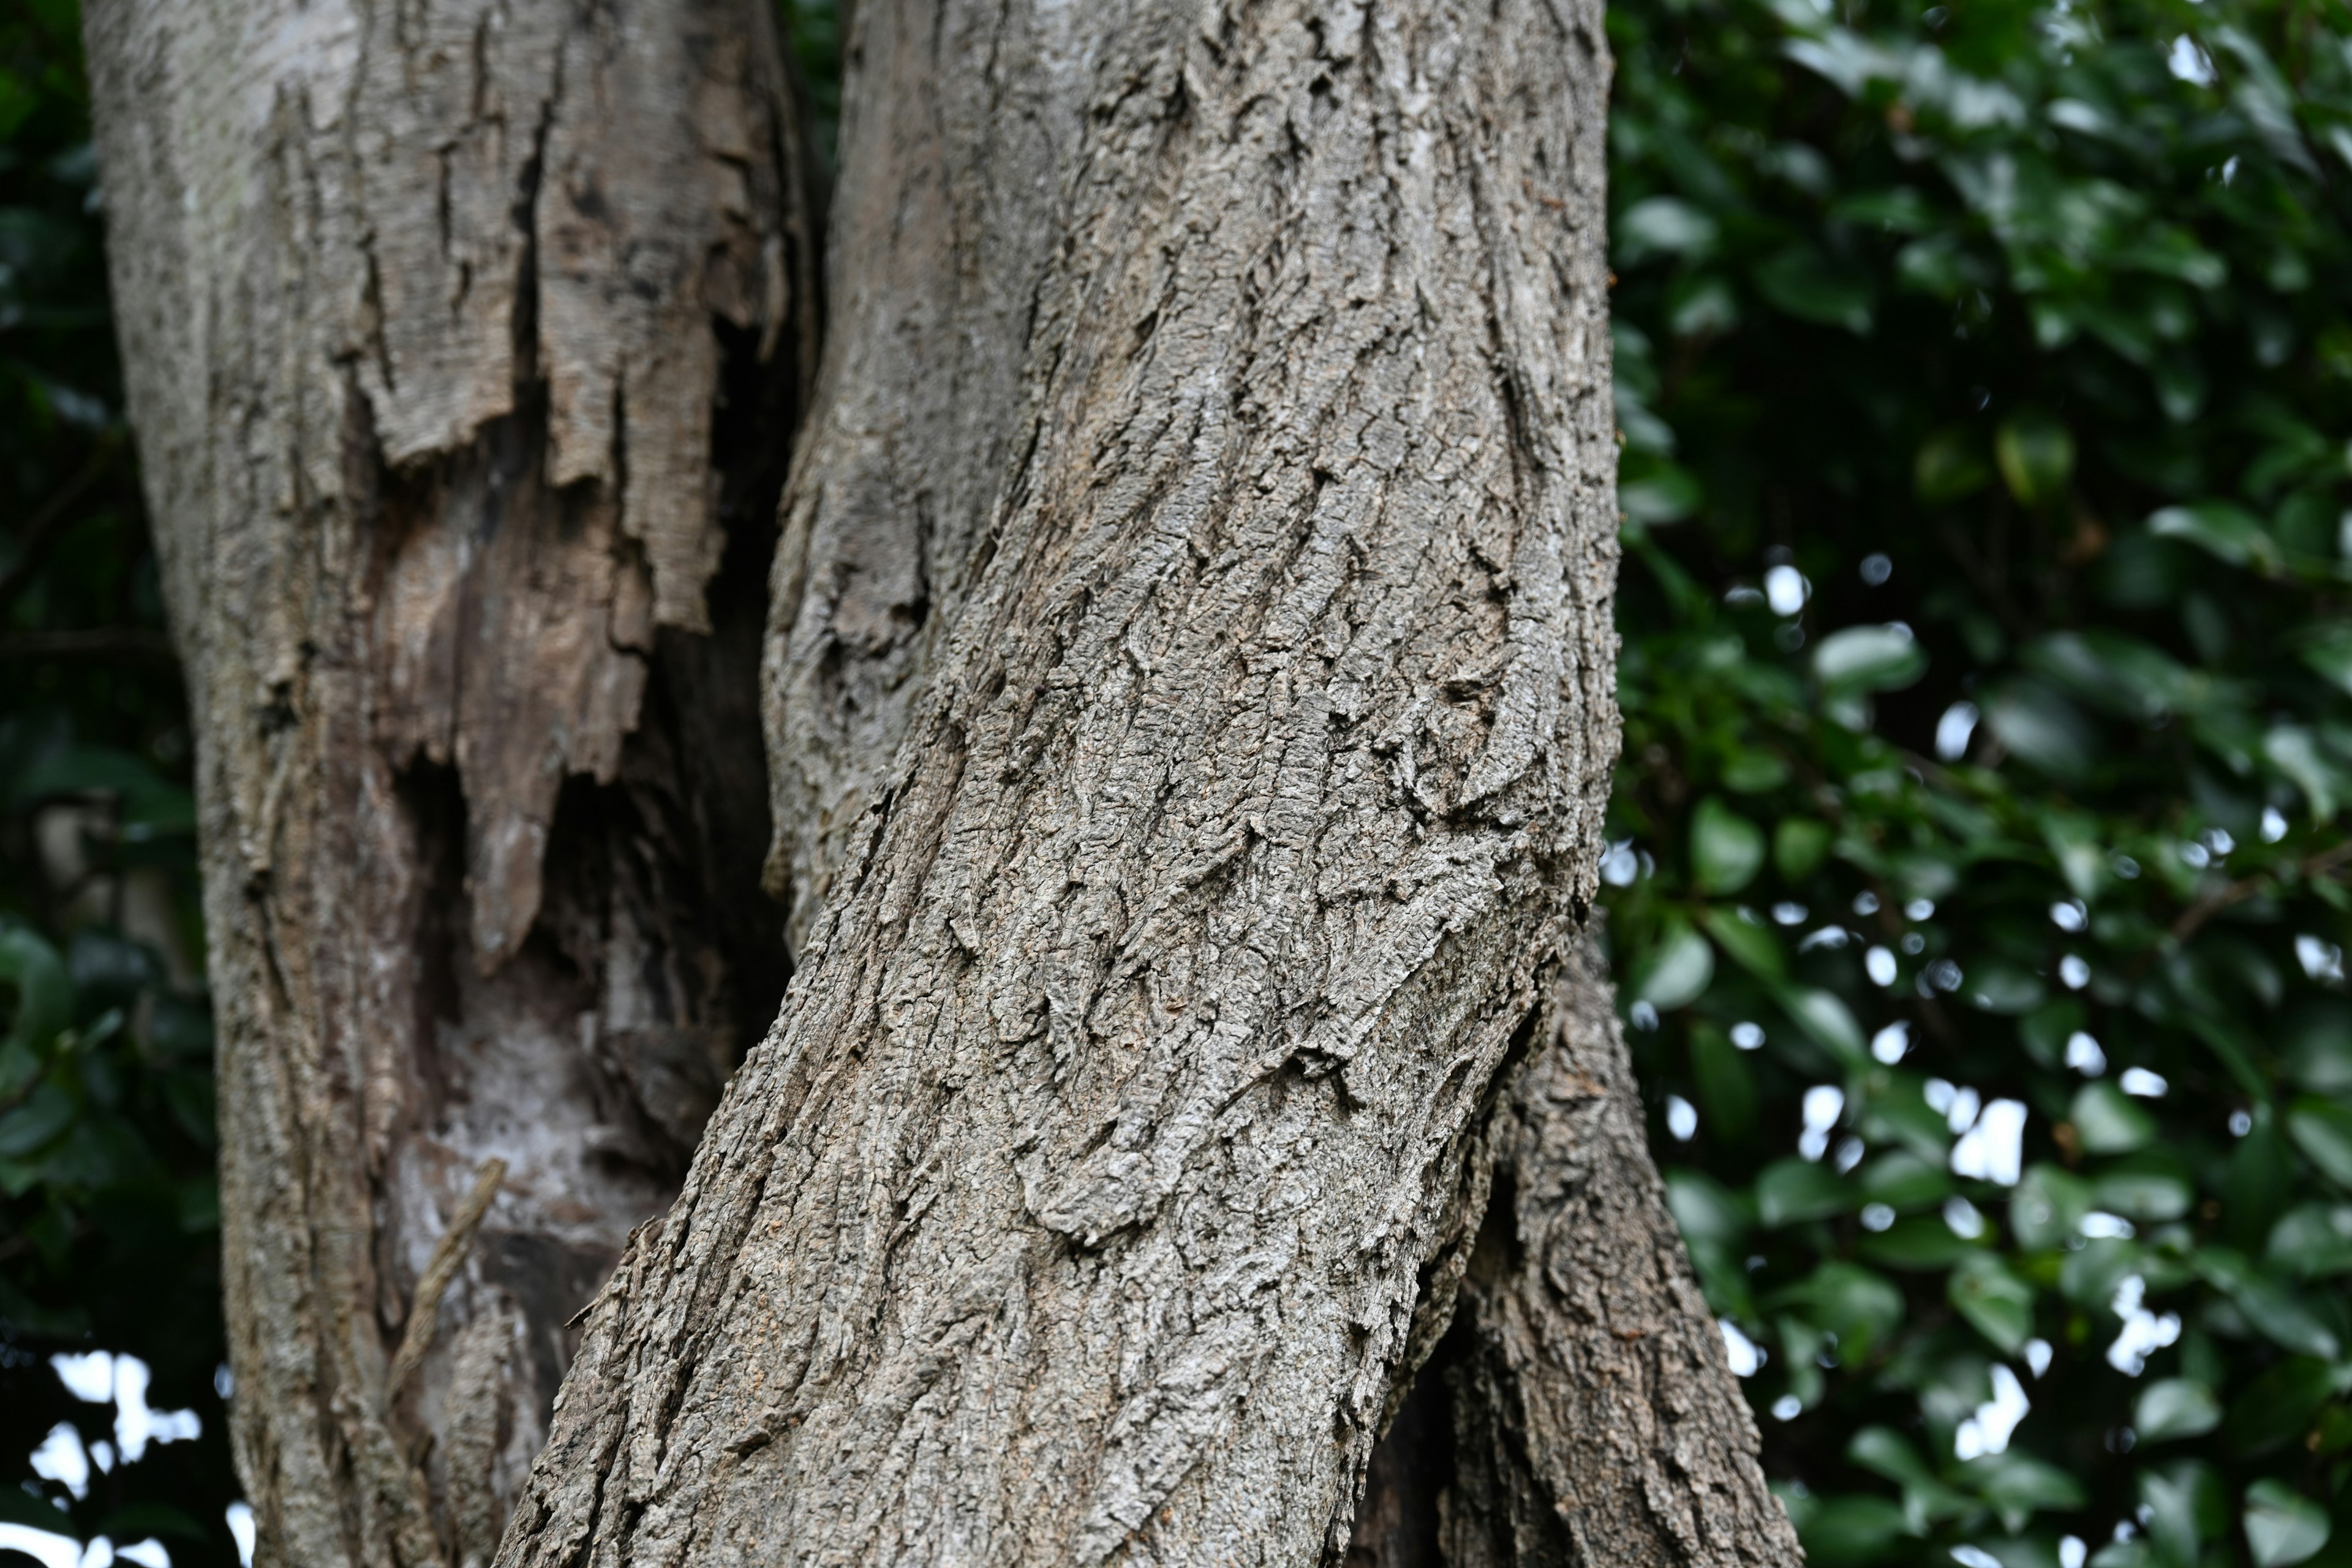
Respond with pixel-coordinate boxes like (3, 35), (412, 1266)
(81, 4), (815, 1566)
(497, 2), (1798, 1564)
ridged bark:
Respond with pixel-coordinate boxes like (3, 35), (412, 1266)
(484, 3), (1766, 1564)
(80, 4), (815, 1564)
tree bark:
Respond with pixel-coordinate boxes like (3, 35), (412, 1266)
(1343, 938), (1798, 1568)
(483, 4), (1789, 1565)
(80, 4), (815, 1566)
(88, 0), (1804, 1559)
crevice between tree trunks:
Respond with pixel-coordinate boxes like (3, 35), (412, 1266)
(1344, 935), (1801, 1568)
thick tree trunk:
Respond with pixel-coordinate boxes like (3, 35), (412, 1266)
(80, 4), (815, 1566)
(90, 0), (1803, 1559)
(486, 3), (1795, 1564)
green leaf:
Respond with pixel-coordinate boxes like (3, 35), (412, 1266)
(2297, 623), (2352, 699)
(1858, 1216), (1980, 1270)
(2286, 1098), (2352, 1189)
(1858, 1150), (1951, 1209)
(1691, 1025), (1757, 1142)
(1961, 1451), (2087, 1533)
(2149, 502), (2281, 571)
(1984, 679), (2095, 779)
(97, 1502), (212, 1544)
(1914, 425), (1994, 503)
(1995, 412), (2075, 509)
(1779, 987), (1869, 1068)
(1757, 1156), (1853, 1226)
(2244, 1481), (2331, 1568)
(1692, 798), (1766, 894)
(1774, 1261), (1905, 1354)
(2280, 1002), (2352, 1095)
(2226, 1356), (2335, 1456)
(2135, 1379), (2223, 1444)
(0, 1485), (74, 1535)
(1699, 906), (1784, 980)
(2070, 1082), (2156, 1154)
(1814, 625), (1927, 693)
(1774, 818), (1832, 881)
(0, 924), (70, 1052)
(2194, 1250), (2342, 1360)
(1631, 919), (1715, 1011)
(2266, 1202), (2352, 1277)
(1618, 196), (1719, 264)
(1754, 246), (1875, 334)
(2094, 1151), (2196, 1222)
(1847, 1425), (1937, 1488)
(2265, 726), (2348, 821)
(0, 1080), (75, 1158)
(1664, 1167), (1753, 1246)
(2011, 1164), (2094, 1249)
(1622, 461), (1704, 526)
(1948, 1252), (2036, 1353)
(1962, 959), (2046, 1015)
(1794, 1496), (1909, 1567)
(2141, 1461), (2227, 1567)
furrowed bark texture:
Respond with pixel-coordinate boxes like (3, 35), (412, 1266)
(81, 4), (813, 1565)
(1344, 938), (1801, 1568)
(497, 2), (1651, 1563)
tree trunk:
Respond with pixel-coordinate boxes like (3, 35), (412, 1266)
(488, 3), (1794, 1564)
(90, 0), (1803, 1559)
(80, 4), (815, 1565)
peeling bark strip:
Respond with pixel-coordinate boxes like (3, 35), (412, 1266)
(81, 4), (813, 1566)
(1348, 940), (1801, 1568)
(502, 1), (1637, 1562)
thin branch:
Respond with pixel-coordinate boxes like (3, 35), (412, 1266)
(2170, 839), (2352, 945)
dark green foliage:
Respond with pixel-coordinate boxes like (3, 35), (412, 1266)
(1604, 0), (2352, 1563)
(1, 3), (235, 1563)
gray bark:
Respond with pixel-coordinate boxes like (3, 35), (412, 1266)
(80, 4), (815, 1565)
(87, 0), (1803, 1558)
(1343, 938), (1798, 1568)
(487, 3), (1792, 1565)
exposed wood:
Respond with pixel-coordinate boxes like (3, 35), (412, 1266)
(79, 2), (815, 1563)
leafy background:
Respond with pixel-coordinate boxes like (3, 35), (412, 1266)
(6, 1), (2352, 1567)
